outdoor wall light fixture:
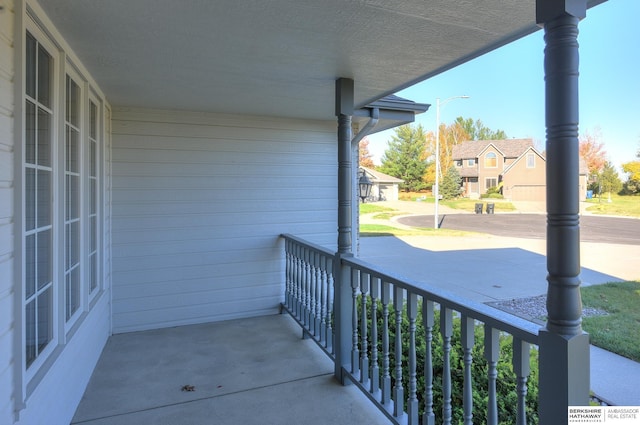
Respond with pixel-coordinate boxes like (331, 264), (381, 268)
(358, 169), (373, 203)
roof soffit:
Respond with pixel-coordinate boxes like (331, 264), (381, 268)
(36, 0), (606, 120)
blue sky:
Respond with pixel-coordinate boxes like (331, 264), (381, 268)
(367, 0), (640, 175)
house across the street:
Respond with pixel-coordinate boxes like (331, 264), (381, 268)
(452, 139), (588, 201)
(359, 167), (404, 202)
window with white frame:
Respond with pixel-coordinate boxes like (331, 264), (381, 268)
(526, 152), (535, 168)
(485, 177), (498, 190)
(484, 152), (497, 168)
(88, 97), (100, 296)
(467, 158), (475, 167)
(65, 73), (82, 322)
(24, 30), (55, 368)
(23, 25), (104, 371)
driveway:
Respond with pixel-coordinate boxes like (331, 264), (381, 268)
(397, 214), (640, 245)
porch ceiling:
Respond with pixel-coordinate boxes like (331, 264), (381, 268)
(38, 0), (604, 120)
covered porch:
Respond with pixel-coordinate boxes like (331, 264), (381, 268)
(71, 314), (388, 425)
(4, 1), (610, 424)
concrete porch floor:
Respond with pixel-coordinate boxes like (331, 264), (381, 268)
(71, 314), (389, 425)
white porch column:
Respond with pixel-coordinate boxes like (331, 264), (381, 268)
(334, 78), (355, 383)
(536, 1), (590, 422)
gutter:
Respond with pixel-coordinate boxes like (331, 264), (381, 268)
(351, 107), (379, 146)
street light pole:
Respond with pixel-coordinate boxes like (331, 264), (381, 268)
(434, 98), (441, 229)
(434, 95), (469, 229)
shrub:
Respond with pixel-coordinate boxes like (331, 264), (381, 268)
(357, 297), (539, 424)
(480, 193), (504, 199)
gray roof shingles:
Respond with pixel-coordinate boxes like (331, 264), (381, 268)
(452, 138), (534, 160)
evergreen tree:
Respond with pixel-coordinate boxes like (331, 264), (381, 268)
(440, 165), (462, 199)
(379, 124), (427, 192)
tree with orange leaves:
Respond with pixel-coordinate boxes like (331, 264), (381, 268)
(579, 128), (607, 180)
(358, 137), (376, 168)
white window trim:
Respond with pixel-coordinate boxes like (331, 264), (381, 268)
(22, 17), (62, 382)
(87, 91), (103, 304)
(526, 152), (535, 168)
(485, 177), (498, 190)
(63, 65), (85, 330)
(16, 5), (109, 406)
(484, 152), (497, 168)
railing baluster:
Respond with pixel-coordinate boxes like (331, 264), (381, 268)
(304, 248), (311, 326)
(284, 240), (291, 309)
(513, 338), (531, 425)
(422, 300), (435, 425)
(309, 251), (317, 332)
(485, 326), (500, 425)
(351, 268), (360, 375)
(370, 276), (380, 394)
(294, 244), (302, 318)
(461, 315), (475, 425)
(326, 258), (334, 353)
(441, 307), (453, 425)
(393, 286), (404, 418)
(406, 292), (418, 424)
(314, 253), (322, 337)
(381, 281), (391, 406)
(360, 272), (370, 386)
(320, 255), (327, 344)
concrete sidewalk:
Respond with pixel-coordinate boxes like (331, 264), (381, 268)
(358, 230), (640, 406)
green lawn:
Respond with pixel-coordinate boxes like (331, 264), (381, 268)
(581, 281), (640, 362)
(441, 198), (516, 212)
(359, 204), (396, 214)
(584, 194), (640, 217)
(360, 224), (477, 237)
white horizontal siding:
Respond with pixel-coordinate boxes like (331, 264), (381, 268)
(0, 1), (15, 422)
(111, 108), (338, 332)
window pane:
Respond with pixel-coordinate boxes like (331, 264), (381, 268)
(68, 128), (79, 173)
(90, 215), (97, 251)
(90, 179), (97, 215)
(26, 33), (36, 99)
(37, 45), (52, 108)
(90, 142), (97, 177)
(25, 234), (36, 299)
(66, 175), (79, 220)
(37, 108), (51, 167)
(71, 220), (80, 266)
(37, 288), (53, 352)
(26, 101), (36, 164)
(67, 267), (80, 320)
(25, 168), (36, 231)
(25, 299), (36, 367)
(90, 101), (97, 140)
(37, 169), (51, 227)
(89, 253), (98, 293)
(37, 229), (52, 291)
(66, 221), (80, 271)
(66, 76), (80, 127)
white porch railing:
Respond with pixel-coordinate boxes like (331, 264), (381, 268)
(281, 234), (541, 425)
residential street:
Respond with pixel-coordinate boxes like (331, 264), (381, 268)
(397, 213), (640, 245)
